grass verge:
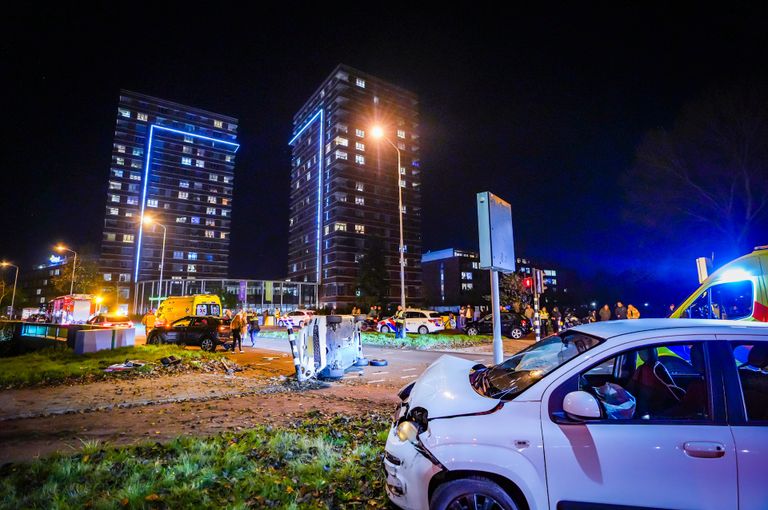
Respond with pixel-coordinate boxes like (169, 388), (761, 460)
(0, 346), (224, 388)
(261, 330), (491, 350)
(0, 411), (390, 509)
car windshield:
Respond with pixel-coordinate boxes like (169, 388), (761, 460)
(107, 316), (129, 322)
(471, 331), (603, 400)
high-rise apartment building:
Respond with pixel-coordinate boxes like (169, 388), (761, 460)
(99, 90), (239, 303)
(287, 64), (422, 308)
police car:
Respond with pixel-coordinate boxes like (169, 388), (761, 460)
(277, 309), (315, 328)
(378, 308), (445, 335)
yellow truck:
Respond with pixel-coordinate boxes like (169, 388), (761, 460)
(155, 294), (223, 326)
(671, 245), (768, 322)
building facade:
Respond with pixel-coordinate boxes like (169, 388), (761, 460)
(18, 255), (69, 310)
(99, 90), (239, 305)
(287, 64), (422, 308)
(422, 248), (489, 308)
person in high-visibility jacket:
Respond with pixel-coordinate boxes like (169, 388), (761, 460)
(394, 305), (405, 338)
(141, 309), (156, 337)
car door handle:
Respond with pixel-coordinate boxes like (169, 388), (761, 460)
(683, 441), (726, 459)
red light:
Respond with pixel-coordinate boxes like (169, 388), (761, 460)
(523, 277), (533, 288)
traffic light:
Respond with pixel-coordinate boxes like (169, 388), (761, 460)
(522, 277), (533, 289)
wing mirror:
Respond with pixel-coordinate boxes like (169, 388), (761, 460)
(563, 390), (602, 421)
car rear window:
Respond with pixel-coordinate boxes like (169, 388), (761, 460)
(428, 312), (441, 318)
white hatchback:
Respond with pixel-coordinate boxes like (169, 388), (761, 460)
(384, 319), (768, 510)
(379, 309), (445, 335)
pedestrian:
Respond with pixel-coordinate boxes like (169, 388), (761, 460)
(459, 306), (466, 329)
(141, 309), (156, 337)
(465, 305), (473, 327)
(448, 312), (456, 329)
(667, 304), (676, 317)
(614, 301), (628, 320)
(587, 310), (598, 323)
(627, 304), (641, 319)
(474, 306), (481, 322)
(230, 310), (243, 353)
(275, 308), (281, 325)
(394, 305), (405, 337)
(599, 304), (611, 321)
(540, 307), (550, 336)
(247, 310), (260, 345)
(524, 304), (534, 321)
(551, 306), (562, 333)
(368, 305), (377, 320)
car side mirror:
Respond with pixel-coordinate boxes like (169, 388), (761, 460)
(563, 391), (602, 421)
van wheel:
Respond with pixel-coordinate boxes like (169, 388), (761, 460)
(418, 325), (429, 335)
(430, 476), (520, 510)
(509, 327), (524, 339)
(466, 327), (479, 336)
(200, 337), (216, 352)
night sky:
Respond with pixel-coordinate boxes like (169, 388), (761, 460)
(3, 5), (767, 306)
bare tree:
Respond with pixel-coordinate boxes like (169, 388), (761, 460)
(624, 83), (768, 254)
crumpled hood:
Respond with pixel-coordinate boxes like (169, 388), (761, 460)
(407, 355), (499, 419)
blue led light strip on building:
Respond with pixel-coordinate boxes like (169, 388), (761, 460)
(288, 109), (324, 284)
(134, 125), (240, 282)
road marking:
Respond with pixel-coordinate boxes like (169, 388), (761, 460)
(473, 359), (485, 362)
(374, 371), (389, 375)
(401, 368), (417, 372)
(367, 379), (386, 384)
(400, 375), (418, 379)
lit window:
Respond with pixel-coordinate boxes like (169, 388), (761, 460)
(355, 129), (365, 138)
(205, 230), (215, 238)
(187, 264), (197, 273)
(400, 166), (406, 175)
(324, 225), (330, 235)
(183, 145), (192, 154)
(209, 174), (219, 182)
(355, 154), (365, 165)
(116, 144), (126, 153)
(196, 160), (205, 168)
(178, 191), (189, 199)
(119, 273), (131, 283)
(130, 172), (141, 181)
(147, 199), (158, 208)
(401, 205), (407, 214)
(206, 207), (216, 215)
(355, 142), (365, 152)
(116, 157), (124, 165)
(184, 135), (193, 143)
(400, 179), (406, 188)
(223, 176), (231, 184)
(188, 252), (197, 260)
(176, 217), (187, 223)
(461, 272), (473, 280)
(109, 181), (121, 190)
(180, 180), (189, 188)
(472, 261), (480, 269)
(355, 196), (365, 205)
(105, 233), (116, 241)
(181, 157), (192, 166)
(222, 198), (229, 206)
(397, 129), (406, 139)
(191, 217), (200, 224)
(123, 234), (134, 243)
(127, 196), (138, 205)
(125, 211), (134, 217)
(208, 196), (217, 204)
(214, 120), (223, 128)
(334, 222), (347, 232)
(397, 142), (406, 150)
(118, 108), (130, 118)
(130, 160), (141, 169)
(335, 150), (348, 160)
(354, 224), (365, 234)
(356, 182), (364, 191)
(132, 148), (142, 156)
(355, 78), (366, 88)
(110, 194), (120, 203)
(220, 232), (228, 239)
(137, 112), (148, 122)
(337, 193), (348, 202)
(222, 210), (229, 217)
(337, 123), (348, 133)
(373, 96), (379, 105)
(462, 283), (474, 290)
(335, 136), (348, 147)
(109, 207), (118, 215)
(173, 251), (184, 259)
(112, 169), (123, 177)
(103, 273), (112, 282)
(225, 155), (233, 163)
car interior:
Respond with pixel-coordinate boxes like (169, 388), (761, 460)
(734, 343), (768, 421)
(579, 343), (709, 420)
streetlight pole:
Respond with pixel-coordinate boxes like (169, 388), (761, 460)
(1, 262), (19, 318)
(143, 216), (167, 301)
(55, 246), (78, 295)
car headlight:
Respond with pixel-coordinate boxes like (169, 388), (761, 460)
(396, 421), (419, 443)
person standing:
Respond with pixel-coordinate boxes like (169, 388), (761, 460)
(599, 304), (611, 321)
(247, 310), (260, 345)
(458, 306), (466, 329)
(551, 306), (562, 333)
(524, 304), (534, 321)
(540, 307), (550, 336)
(141, 309), (156, 337)
(614, 301), (628, 320)
(627, 304), (641, 319)
(230, 310), (243, 353)
(465, 305), (473, 327)
(394, 305), (405, 338)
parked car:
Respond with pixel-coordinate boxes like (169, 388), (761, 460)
(384, 318), (768, 510)
(463, 312), (531, 339)
(23, 313), (49, 323)
(86, 314), (133, 328)
(278, 309), (315, 328)
(378, 309), (445, 335)
(147, 315), (230, 352)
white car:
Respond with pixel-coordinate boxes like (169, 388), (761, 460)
(379, 309), (445, 335)
(278, 309), (315, 328)
(384, 319), (768, 510)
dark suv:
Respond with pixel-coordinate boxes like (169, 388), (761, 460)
(463, 312), (531, 339)
(147, 315), (230, 352)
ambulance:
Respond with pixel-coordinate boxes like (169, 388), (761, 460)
(155, 294), (222, 326)
(671, 245), (768, 322)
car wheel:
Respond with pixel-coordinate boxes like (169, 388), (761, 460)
(418, 325), (429, 335)
(466, 327), (479, 336)
(147, 332), (162, 345)
(509, 327), (524, 339)
(379, 325), (391, 333)
(200, 337), (216, 352)
(430, 476), (520, 510)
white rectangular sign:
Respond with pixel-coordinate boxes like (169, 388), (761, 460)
(477, 191), (516, 273)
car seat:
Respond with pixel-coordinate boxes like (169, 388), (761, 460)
(627, 348), (685, 417)
(672, 345), (708, 418)
(738, 344), (768, 421)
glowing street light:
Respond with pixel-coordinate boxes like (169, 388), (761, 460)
(371, 125), (406, 332)
(142, 215), (167, 300)
(0, 262), (19, 319)
(55, 244), (78, 295)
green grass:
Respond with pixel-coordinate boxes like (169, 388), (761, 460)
(0, 412), (390, 509)
(261, 329), (491, 350)
(0, 345), (223, 388)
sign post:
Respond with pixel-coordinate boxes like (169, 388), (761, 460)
(477, 192), (515, 364)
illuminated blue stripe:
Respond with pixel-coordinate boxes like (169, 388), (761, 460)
(134, 124), (241, 282)
(288, 109), (324, 283)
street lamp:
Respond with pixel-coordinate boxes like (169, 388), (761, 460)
(371, 126), (407, 325)
(55, 244), (77, 295)
(143, 215), (167, 300)
(1, 262), (19, 318)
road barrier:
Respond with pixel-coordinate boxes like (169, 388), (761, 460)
(74, 328), (135, 354)
(0, 321), (130, 356)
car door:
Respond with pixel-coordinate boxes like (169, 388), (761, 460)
(716, 335), (768, 510)
(541, 336), (737, 510)
(166, 317), (191, 343)
(186, 317), (210, 344)
(404, 311), (420, 332)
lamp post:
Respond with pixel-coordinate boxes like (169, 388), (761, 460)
(55, 245), (78, 295)
(371, 126), (406, 328)
(143, 215), (167, 300)
(0, 262), (18, 319)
